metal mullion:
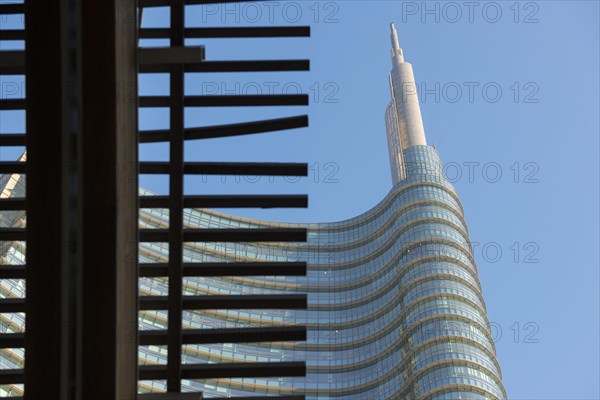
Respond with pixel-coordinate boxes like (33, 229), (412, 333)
(166, 0), (185, 392)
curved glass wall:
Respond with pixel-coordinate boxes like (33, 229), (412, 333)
(0, 146), (505, 399)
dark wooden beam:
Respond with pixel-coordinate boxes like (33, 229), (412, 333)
(25, 0), (63, 397)
(80, 1), (139, 398)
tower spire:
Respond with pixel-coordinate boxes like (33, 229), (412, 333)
(385, 22), (428, 184)
(390, 23), (404, 61)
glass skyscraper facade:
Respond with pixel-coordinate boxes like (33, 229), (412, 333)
(0, 25), (506, 399)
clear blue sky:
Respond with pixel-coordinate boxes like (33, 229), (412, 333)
(1, 1), (599, 398)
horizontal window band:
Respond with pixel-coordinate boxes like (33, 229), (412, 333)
(420, 384), (503, 400)
(138, 361), (306, 380)
(139, 294), (307, 310)
(392, 359), (505, 399)
(140, 60), (310, 73)
(0, 333), (24, 348)
(140, 26), (310, 39)
(139, 94), (308, 107)
(139, 228), (307, 242)
(166, 182), (463, 233)
(140, 194), (308, 209)
(0, 369), (23, 384)
(139, 162), (308, 176)
(140, 115), (308, 143)
(140, 262), (307, 277)
(0, 198), (25, 211)
(0, 266), (25, 279)
(140, 326), (306, 346)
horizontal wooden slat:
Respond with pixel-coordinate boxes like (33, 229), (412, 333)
(139, 46), (204, 65)
(140, 60), (309, 73)
(0, 3), (24, 14)
(139, 94), (308, 107)
(183, 227), (307, 242)
(0, 51), (25, 74)
(138, 394), (202, 400)
(0, 265), (26, 279)
(140, 0), (268, 7)
(139, 294), (307, 310)
(140, 326), (306, 346)
(0, 333), (24, 348)
(0, 134), (26, 147)
(228, 397), (305, 400)
(140, 115), (308, 143)
(0, 198), (25, 211)
(0, 298), (25, 313)
(140, 194), (307, 209)
(139, 262), (307, 277)
(0, 228), (26, 241)
(139, 162), (307, 176)
(0, 162), (26, 174)
(140, 228), (307, 242)
(0, 99), (26, 110)
(140, 26), (310, 39)
(0, 369), (24, 384)
(0, 29), (24, 40)
(139, 362), (306, 380)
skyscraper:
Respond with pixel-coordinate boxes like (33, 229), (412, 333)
(0, 24), (506, 399)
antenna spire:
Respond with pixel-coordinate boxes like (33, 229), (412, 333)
(390, 22), (404, 61)
(385, 22), (428, 184)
